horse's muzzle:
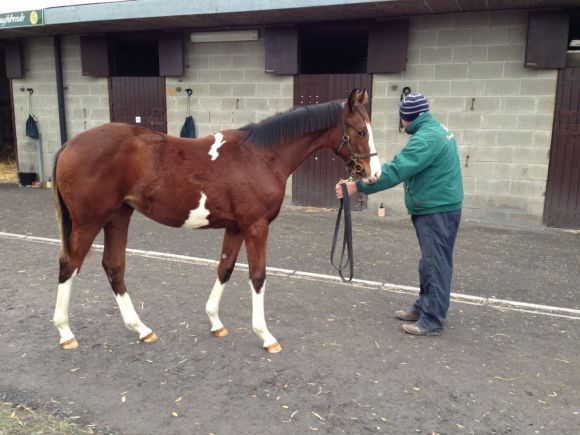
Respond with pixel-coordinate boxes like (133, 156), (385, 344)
(358, 161), (380, 184)
(362, 174), (379, 184)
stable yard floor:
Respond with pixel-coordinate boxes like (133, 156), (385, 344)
(1, 234), (579, 435)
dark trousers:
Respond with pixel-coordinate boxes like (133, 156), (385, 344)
(411, 210), (461, 332)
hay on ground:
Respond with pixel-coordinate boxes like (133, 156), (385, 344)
(0, 159), (18, 183)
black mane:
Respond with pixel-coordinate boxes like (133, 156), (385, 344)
(240, 101), (343, 148)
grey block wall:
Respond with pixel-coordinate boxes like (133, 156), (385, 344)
(10, 11), (558, 226)
(371, 11), (557, 226)
(61, 35), (110, 138)
(11, 36), (110, 182)
(11, 38), (59, 181)
(166, 37), (293, 137)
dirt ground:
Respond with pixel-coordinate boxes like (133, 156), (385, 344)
(1, 184), (579, 434)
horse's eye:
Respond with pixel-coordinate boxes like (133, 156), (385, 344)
(356, 129), (366, 137)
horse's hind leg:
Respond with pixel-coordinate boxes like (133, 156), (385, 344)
(54, 224), (102, 349)
(206, 228), (243, 337)
(102, 204), (157, 343)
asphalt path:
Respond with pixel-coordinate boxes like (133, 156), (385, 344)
(1, 184), (579, 434)
(1, 184), (579, 310)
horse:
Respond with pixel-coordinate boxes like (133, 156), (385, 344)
(51, 88), (381, 353)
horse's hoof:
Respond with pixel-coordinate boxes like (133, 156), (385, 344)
(60, 337), (79, 350)
(141, 332), (158, 343)
(211, 327), (229, 337)
(264, 342), (282, 353)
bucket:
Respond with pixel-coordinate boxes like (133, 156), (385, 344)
(17, 172), (37, 186)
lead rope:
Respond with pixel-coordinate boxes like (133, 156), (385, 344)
(330, 183), (354, 282)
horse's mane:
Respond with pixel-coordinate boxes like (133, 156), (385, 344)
(240, 101), (343, 148)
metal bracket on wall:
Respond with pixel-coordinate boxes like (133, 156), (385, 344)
(399, 86), (411, 133)
(185, 89), (193, 116)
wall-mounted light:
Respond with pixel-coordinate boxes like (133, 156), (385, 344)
(190, 30), (258, 43)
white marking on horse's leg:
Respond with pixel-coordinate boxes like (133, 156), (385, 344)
(209, 133), (226, 161)
(182, 192), (211, 229)
(364, 122), (382, 184)
(250, 280), (278, 348)
(115, 293), (153, 339)
(53, 269), (78, 344)
(206, 279), (226, 332)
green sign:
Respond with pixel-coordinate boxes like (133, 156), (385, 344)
(0, 10), (44, 29)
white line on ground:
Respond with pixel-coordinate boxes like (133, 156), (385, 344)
(2, 231), (579, 320)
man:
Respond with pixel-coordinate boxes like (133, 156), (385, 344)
(336, 93), (463, 336)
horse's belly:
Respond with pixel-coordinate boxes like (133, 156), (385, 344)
(181, 192), (210, 229)
(126, 191), (222, 229)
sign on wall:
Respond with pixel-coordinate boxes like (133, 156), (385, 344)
(0, 10), (44, 29)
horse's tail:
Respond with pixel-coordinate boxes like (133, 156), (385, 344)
(52, 146), (72, 263)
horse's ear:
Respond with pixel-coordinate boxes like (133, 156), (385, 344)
(347, 88), (359, 112)
(358, 88), (369, 106)
(348, 88), (369, 111)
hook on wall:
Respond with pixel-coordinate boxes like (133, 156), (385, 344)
(399, 86), (412, 133)
(185, 88), (193, 96)
(26, 88), (34, 94)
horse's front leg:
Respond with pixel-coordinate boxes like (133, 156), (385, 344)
(244, 221), (281, 353)
(206, 228), (244, 337)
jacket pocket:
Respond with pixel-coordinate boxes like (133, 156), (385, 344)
(406, 180), (421, 207)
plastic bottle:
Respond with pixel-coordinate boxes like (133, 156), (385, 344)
(378, 203), (385, 217)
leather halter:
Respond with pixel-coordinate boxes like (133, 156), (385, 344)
(335, 108), (377, 177)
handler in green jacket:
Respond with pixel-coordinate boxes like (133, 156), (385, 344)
(336, 93), (463, 335)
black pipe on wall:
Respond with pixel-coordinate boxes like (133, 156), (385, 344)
(53, 35), (67, 145)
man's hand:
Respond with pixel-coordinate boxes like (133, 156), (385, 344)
(335, 181), (358, 199)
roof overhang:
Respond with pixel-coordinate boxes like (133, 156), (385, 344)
(0, 0), (577, 40)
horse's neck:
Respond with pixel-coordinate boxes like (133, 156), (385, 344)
(273, 131), (336, 179)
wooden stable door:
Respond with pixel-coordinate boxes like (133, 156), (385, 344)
(292, 74), (372, 210)
(544, 67), (580, 228)
(109, 77), (167, 133)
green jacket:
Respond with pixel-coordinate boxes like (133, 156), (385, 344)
(356, 112), (463, 216)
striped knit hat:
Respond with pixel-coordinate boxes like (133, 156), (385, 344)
(399, 93), (429, 121)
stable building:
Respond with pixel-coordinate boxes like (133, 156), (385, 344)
(0, 0), (578, 227)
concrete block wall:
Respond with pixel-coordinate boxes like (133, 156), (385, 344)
(61, 36), (110, 139)
(11, 36), (110, 181)
(9, 13), (558, 227)
(11, 37), (59, 181)
(371, 11), (557, 226)
(166, 37), (294, 139)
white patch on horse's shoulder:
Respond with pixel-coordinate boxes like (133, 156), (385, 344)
(182, 192), (211, 229)
(209, 133), (226, 161)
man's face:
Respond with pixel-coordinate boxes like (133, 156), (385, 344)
(401, 119), (412, 133)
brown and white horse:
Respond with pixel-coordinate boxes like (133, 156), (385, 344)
(52, 89), (381, 353)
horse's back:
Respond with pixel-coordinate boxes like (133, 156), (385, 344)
(64, 122), (160, 155)
(58, 123), (160, 176)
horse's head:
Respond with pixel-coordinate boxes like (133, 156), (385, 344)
(335, 89), (381, 184)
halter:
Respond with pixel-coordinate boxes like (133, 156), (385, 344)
(335, 108), (377, 178)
